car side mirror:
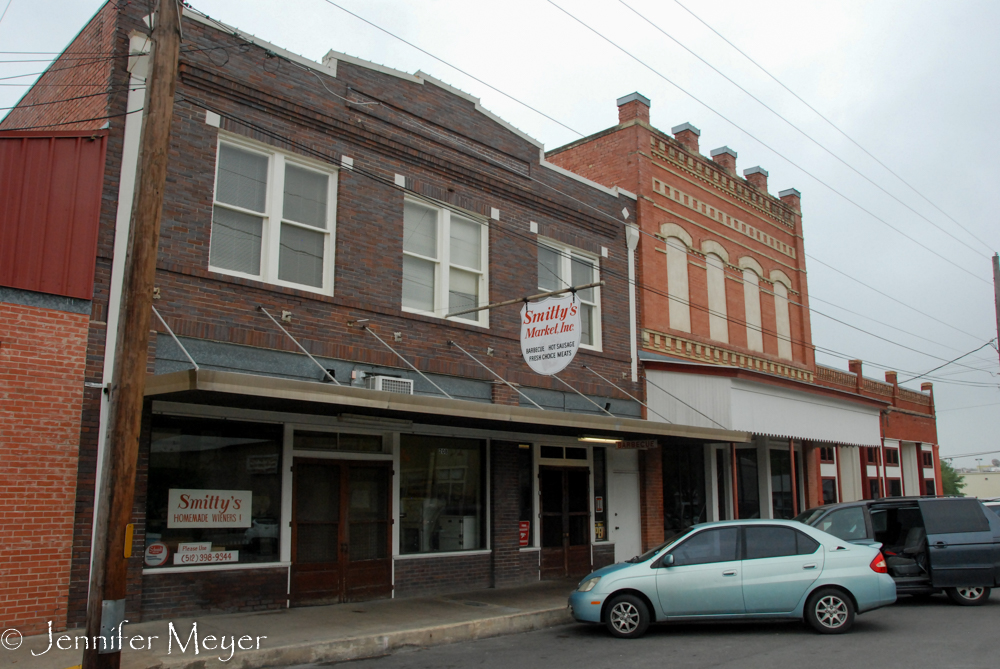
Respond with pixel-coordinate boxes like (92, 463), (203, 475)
(660, 554), (674, 567)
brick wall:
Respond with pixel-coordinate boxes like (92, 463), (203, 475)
(490, 441), (539, 587)
(139, 568), (287, 620)
(392, 553), (492, 598)
(0, 302), (89, 634)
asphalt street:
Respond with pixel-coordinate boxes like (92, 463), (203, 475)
(316, 592), (997, 669)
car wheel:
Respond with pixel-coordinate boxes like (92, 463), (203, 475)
(805, 588), (855, 634)
(605, 594), (650, 639)
(946, 586), (991, 606)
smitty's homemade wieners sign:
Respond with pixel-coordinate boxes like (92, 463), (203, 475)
(520, 294), (581, 375)
(167, 489), (252, 528)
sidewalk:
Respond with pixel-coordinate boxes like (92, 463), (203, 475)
(5, 579), (576, 669)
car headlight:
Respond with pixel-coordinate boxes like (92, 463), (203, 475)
(578, 576), (601, 592)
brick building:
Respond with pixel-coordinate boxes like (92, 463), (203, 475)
(1, 4), (746, 626)
(547, 93), (941, 549)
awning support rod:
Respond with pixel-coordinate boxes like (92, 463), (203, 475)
(446, 280), (604, 318)
(552, 373), (616, 417)
(582, 365), (671, 424)
(257, 306), (341, 385)
(152, 306), (199, 371)
(448, 340), (546, 411)
(362, 325), (454, 399)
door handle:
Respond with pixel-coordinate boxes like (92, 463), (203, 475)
(722, 570), (737, 576)
(934, 541), (947, 548)
(802, 563), (817, 570)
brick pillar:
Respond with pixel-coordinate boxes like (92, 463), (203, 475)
(638, 445), (664, 551)
(803, 442), (822, 509)
(491, 381), (520, 406)
(617, 92), (650, 125)
(671, 122), (700, 153)
(744, 166), (769, 192)
(849, 359), (863, 394)
(933, 444), (943, 496)
(490, 441), (522, 587)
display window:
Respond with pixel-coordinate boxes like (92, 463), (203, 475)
(398, 434), (485, 554)
(144, 416), (283, 569)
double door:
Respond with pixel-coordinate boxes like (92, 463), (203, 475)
(540, 466), (592, 578)
(291, 459), (391, 604)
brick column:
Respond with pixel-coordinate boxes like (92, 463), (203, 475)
(802, 442), (822, 509)
(490, 441), (521, 586)
(638, 445), (664, 551)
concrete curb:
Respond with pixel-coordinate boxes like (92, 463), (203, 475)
(144, 607), (572, 669)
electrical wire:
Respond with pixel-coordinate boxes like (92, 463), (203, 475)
(670, 0), (994, 254)
(544, 0), (992, 287)
(898, 340), (996, 384)
(620, 0), (991, 259)
(0, 107), (140, 131)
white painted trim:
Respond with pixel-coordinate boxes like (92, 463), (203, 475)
(393, 549), (492, 560)
(143, 562), (290, 575)
(626, 223), (639, 382)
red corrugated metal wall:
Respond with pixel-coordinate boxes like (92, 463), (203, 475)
(0, 130), (108, 300)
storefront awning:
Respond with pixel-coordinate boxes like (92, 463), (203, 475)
(645, 370), (884, 447)
(145, 369), (751, 443)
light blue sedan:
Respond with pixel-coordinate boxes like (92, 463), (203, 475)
(569, 519), (896, 638)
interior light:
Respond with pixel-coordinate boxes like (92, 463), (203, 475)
(578, 436), (621, 444)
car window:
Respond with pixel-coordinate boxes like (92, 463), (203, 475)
(987, 504), (1000, 518)
(794, 508), (827, 525)
(870, 509), (887, 534)
(919, 499), (991, 534)
(669, 528), (738, 566)
(817, 507), (868, 541)
(796, 531), (820, 555)
(745, 526), (798, 559)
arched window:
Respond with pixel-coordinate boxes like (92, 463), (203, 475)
(770, 271), (793, 360)
(661, 223), (692, 333)
(739, 258), (763, 352)
(701, 241), (730, 344)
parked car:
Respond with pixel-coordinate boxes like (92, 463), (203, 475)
(568, 519), (895, 638)
(982, 498), (1000, 518)
(795, 496), (1000, 605)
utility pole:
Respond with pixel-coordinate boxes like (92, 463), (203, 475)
(82, 2), (181, 668)
(993, 253), (1000, 368)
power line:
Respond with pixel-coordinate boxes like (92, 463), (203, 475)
(670, 0), (994, 254)
(0, 107), (140, 131)
(898, 340), (996, 385)
(544, 0), (992, 288)
(937, 402), (1000, 413)
(0, 0), (13, 30)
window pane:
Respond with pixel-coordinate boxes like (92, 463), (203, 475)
(283, 164), (328, 229)
(538, 245), (560, 291)
(745, 526), (798, 559)
(399, 435), (484, 554)
(210, 206), (262, 275)
(571, 256), (595, 301)
(144, 416), (283, 568)
(580, 303), (594, 346)
(450, 215), (481, 270)
(217, 144), (268, 212)
(403, 255), (435, 311)
(403, 201), (437, 258)
(796, 531), (820, 555)
(670, 528), (738, 566)
(449, 267), (479, 313)
(279, 223), (324, 288)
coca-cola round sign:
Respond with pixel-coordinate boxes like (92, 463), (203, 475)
(520, 294), (582, 375)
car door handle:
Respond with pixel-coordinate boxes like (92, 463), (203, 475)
(802, 563), (817, 570)
(722, 570), (737, 576)
(933, 541), (947, 548)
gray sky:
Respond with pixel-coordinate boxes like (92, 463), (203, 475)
(2, 0), (998, 468)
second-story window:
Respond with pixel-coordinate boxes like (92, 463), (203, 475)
(537, 241), (601, 349)
(210, 139), (336, 295)
(402, 199), (487, 326)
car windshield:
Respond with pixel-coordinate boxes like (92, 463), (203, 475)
(794, 507), (828, 526)
(626, 527), (691, 563)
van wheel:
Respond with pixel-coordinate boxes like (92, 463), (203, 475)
(605, 594), (650, 639)
(946, 587), (991, 606)
(805, 588), (855, 634)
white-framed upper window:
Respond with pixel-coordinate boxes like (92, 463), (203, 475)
(537, 240), (601, 350)
(402, 198), (488, 326)
(209, 137), (337, 295)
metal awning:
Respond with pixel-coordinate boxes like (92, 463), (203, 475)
(145, 369), (751, 443)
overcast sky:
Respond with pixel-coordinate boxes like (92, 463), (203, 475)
(2, 0), (998, 468)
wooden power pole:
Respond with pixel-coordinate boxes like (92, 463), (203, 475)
(993, 253), (1000, 367)
(83, 2), (181, 667)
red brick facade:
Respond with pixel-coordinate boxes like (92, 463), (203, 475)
(0, 303), (89, 634)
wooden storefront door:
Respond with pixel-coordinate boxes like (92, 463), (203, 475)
(540, 466), (592, 578)
(291, 459), (392, 605)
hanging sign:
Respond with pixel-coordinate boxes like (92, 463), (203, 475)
(520, 294), (581, 375)
(167, 489), (252, 528)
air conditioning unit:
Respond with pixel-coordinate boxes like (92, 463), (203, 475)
(365, 375), (414, 395)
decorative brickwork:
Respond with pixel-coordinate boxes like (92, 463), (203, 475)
(0, 302), (89, 634)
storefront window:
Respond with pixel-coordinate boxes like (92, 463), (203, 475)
(662, 441), (707, 533)
(593, 448), (608, 542)
(518, 444), (534, 548)
(735, 448), (759, 519)
(294, 430), (385, 453)
(399, 435), (485, 554)
(144, 416), (283, 569)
